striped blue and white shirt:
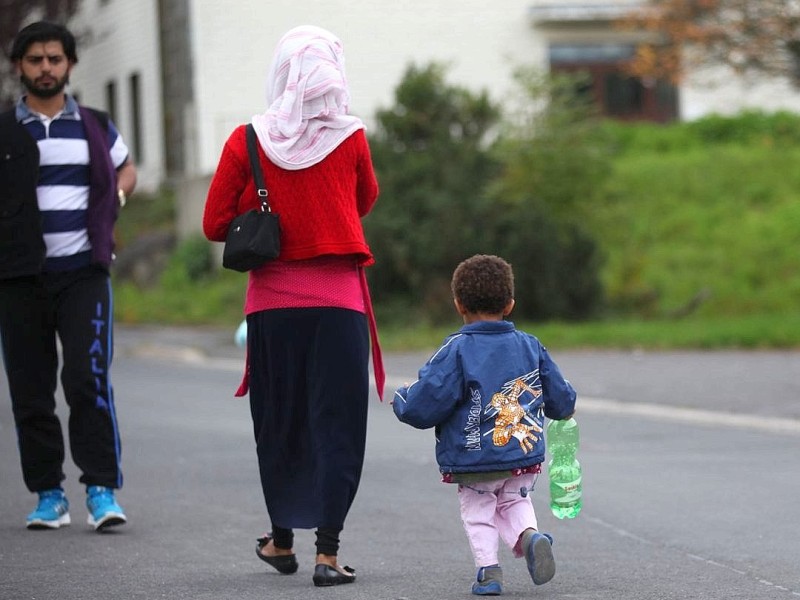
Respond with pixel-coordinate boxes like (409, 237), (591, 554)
(16, 95), (130, 272)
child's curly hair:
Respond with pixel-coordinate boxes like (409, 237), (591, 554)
(451, 254), (514, 315)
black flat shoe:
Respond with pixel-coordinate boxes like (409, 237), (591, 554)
(312, 563), (356, 586)
(255, 536), (298, 574)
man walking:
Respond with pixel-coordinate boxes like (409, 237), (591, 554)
(0, 21), (136, 531)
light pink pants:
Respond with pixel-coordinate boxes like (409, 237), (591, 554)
(457, 473), (538, 567)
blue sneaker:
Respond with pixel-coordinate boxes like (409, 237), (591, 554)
(472, 565), (503, 596)
(522, 530), (555, 585)
(86, 486), (127, 531)
(26, 488), (70, 529)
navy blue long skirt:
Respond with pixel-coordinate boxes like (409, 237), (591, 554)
(247, 307), (370, 530)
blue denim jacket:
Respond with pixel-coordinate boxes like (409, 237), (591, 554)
(393, 320), (576, 475)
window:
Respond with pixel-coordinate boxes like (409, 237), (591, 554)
(788, 40), (800, 81)
(128, 72), (143, 163)
(104, 80), (117, 123)
(605, 72), (644, 117)
(549, 43), (678, 122)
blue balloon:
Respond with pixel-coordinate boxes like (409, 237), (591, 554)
(234, 319), (248, 348)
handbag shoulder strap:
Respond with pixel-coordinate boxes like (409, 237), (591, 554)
(245, 124), (271, 213)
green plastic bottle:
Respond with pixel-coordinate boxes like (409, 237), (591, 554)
(547, 417), (582, 519)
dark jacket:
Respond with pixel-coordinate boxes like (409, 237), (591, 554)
(0, 109), (44, 279)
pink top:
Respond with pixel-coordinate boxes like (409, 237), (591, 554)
(245, 256), (363, 314)
(235, 256), (385, 402)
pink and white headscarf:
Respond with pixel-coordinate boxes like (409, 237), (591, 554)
(251, 25), (365, 170)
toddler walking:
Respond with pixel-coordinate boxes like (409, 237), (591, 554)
(393, 255), (576, 595)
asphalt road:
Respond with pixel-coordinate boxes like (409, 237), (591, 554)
(1, 325), (798, 600)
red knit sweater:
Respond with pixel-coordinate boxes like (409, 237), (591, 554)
(203, 126), (379, 265)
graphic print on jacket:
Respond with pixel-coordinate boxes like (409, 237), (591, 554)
(483, 371), (544, 454)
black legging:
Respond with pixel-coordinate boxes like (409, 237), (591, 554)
(272, 525), (341, 556)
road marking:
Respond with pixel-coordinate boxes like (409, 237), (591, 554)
(590, 516), (799, 596)
(384, 376), (800, 436)
(125, 349), (800, 437)
(577, 396), (800, 435)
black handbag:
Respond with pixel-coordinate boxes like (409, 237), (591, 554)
(222, 124), (281, 272)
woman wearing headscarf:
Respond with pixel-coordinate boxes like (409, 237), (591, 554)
(203, 25), (383, 587)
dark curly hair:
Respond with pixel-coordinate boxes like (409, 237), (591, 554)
(451, 254), (514, 315)
(10, 21), (78, 64)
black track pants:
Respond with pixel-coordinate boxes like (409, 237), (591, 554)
(0, 265), (122, 492)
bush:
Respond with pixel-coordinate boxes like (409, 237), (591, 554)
(485, 68), (610, 320)
(366, 63), (503, 322)
(483, 206), (604, 321)
(603, 110), (800, 155)
(170, 234), (214, 282)
(366, 64), (608, 323)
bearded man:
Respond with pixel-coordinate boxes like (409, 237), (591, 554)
(0, 21), (136, 531)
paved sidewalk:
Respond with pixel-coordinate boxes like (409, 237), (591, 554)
(116, 323), (243, 361)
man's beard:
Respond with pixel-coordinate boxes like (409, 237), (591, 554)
(20, 73), (69, 99)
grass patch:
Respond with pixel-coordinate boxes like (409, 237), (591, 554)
(377, 313), (800, 352)
(115, 188), (175, 248)
(597, 143), (800, 318)
(114, 269), (247, 325)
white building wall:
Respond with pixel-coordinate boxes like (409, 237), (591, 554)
(68, 0), (165, 192)
(681, 64), (800, 120)
(188, 0), (542, 175)
(67, 0), (800, 189)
